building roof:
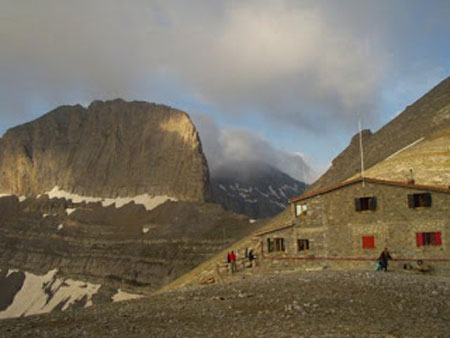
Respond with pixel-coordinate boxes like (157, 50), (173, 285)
(254, 222), (293, 237)
(255, 177), (450, 237)
(253, 208), (293, 237)
(290, 177), (450, 203)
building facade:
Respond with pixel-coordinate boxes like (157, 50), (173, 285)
(255, 178), (450, 272)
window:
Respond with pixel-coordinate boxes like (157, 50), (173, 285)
(274, 238), (285, 252)
(416, 232), (442, 246)
(295, 203), (307, 216)
(355, 197), (377, 211)
(362, 235), (375, 249)
(267, 238), (274, 252)
(268, 238), (285, 252)
(408, 193), (432, 208)
(297, 239), (310, 251)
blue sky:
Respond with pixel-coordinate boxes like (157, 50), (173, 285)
(1, 0), (449, 181)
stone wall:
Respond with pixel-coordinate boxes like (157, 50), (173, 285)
(258, 181), (450, 272)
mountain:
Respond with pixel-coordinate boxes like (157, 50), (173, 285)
(211, 161), (306, 219)
(351, 125), (450, 186)
(0, 195), (259, 318)
(0, 99), (211, 202)
(309, 76), (450, 191)
(0, 100), (261, 319)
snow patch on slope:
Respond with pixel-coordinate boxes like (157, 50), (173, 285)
(0, 269), (101, 319)
(112, 289), (142, 302)
(46, 186), (177, 211)
(65, 208), (77, 215)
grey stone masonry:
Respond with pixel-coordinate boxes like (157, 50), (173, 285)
(257, 178), (450, 272)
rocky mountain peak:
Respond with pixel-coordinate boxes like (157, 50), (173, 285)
(0, 99), (211, 202)
(211, 160), (306, 219)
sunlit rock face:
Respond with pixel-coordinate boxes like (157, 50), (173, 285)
(0, 99), (211, 202)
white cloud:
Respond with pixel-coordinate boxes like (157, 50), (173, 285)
(192, 113), (317, 183)
(0, 0), (448, 145)
(0, 0), (389, 134)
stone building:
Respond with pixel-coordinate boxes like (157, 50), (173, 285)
(255, 177), (450, 272)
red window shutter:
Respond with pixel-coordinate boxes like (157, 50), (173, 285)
(416, 233), (423, 247)
(362, 236), (375, 249)
(434, 232), (442, 245)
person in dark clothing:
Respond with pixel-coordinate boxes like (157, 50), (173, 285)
(227, 252), (231, 264)
(378, 248), (392, 271)
(248, 249), (254, 267)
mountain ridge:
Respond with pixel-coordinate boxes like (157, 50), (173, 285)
(309, 76), (450, 191)
(211, 160), (306, 219)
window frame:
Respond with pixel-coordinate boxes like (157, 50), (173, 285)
(416, 232), (442, 246)
(274, 238), (285, 252)
(267, 237), (285, 252)
(297, 239), (310, 251)
(267, 238), (274, 252)
(408, 193), (432, 208)
(355, 196), (377, 212)
(295, 203), (308, 217)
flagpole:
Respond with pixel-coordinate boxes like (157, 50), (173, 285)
(358, 112), (365, 187)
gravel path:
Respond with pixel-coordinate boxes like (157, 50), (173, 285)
(1, 270), (449, 337)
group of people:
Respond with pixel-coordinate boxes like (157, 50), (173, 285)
(226, 247), (424, 274)
(227, 249), (255, 273)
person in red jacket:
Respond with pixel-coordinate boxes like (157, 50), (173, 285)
(230, 251), (237, 273)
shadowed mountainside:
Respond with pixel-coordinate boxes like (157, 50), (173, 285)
(211, 161), (306, 219)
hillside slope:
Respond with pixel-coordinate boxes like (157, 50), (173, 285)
(310, 76), (450, 191)
(0, 195), (260, 318)
(351, 125), (450, 185)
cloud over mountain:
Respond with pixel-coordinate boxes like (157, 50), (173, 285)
(192, 114), (316, 183)
(1, 0), (449, 159)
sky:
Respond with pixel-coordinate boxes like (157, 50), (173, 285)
(1, 0), (449, 182)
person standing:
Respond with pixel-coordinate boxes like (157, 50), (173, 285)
(378, 248), (392, 272)
(230, 251), (237, 273)
(248, 249), (254, 268)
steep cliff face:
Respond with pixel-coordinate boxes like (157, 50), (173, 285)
(309, 76), (450, 191)
(0, 99), (211, 202)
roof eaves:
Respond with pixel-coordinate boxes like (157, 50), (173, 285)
(254, 223), (294, 237)
(290, 177), (450, 203)
(289, 177), (362, 203)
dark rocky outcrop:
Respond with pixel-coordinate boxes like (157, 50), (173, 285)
(0, 99), (211, 202)
(309, 76), (450, 191)
(211, 161), (306, 219)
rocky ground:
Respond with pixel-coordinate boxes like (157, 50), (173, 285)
(1, 270), (449, 337)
